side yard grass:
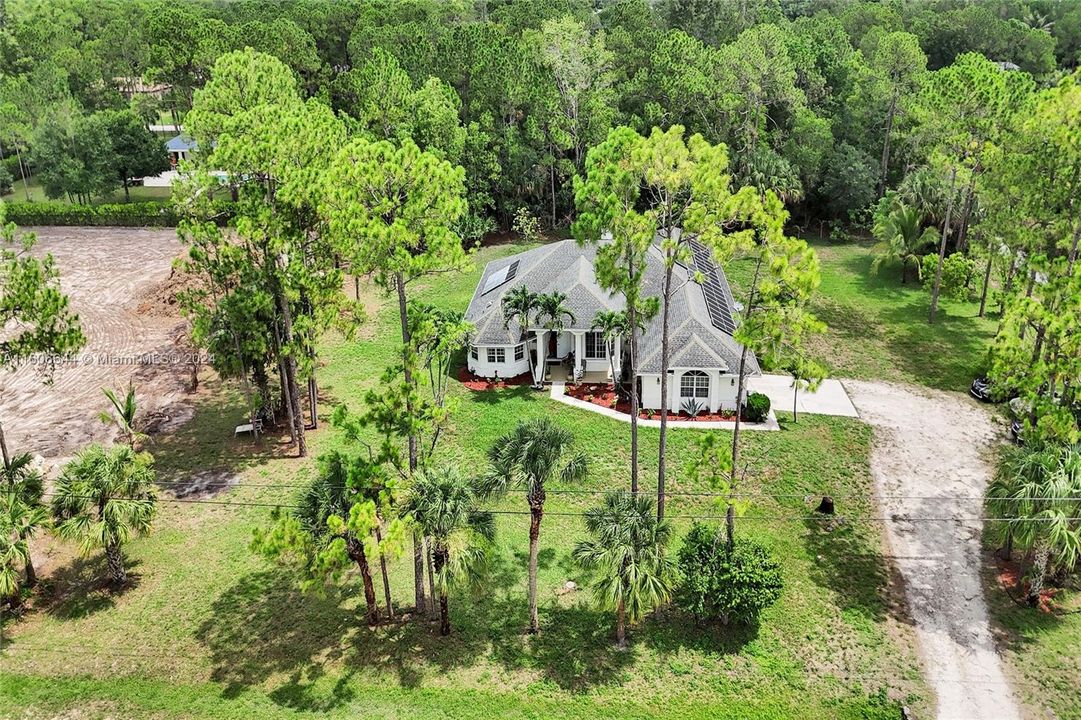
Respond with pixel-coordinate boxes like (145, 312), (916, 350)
(0, 242), (929, 719)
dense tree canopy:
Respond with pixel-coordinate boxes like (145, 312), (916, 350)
(1, 0), (1074, 225)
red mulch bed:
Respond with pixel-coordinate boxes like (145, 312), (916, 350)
(457, 367), (534, 391)
(564, 382), (743, 422)
(995, 557), (1061, 614)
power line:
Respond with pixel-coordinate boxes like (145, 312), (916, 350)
(36, 491), (1080, 524)
(144, 478), (1081, 503)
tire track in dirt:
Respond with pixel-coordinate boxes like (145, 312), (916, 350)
(0, 226), (195, 462)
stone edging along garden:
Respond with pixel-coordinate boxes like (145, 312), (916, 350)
(550, 382), (780, 431)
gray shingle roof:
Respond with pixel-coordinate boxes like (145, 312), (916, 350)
(465, 238), (759, 375)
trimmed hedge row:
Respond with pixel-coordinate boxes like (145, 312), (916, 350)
(3, 201), (236, 227)
(4, 201), (179, 227)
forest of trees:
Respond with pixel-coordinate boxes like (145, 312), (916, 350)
(0, 0), (1077, 226)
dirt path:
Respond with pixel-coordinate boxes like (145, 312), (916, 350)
(844, 379), (1021, 720)
(0, 226), (195, 465)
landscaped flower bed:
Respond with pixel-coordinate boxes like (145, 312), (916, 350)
(564, 382), (744, 422)
(456, 367), (533, 391)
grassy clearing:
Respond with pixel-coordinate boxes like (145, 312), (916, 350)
(1, 242), (931, 718)
(1, 177), (172, 204)
(725, 236), (998, 392)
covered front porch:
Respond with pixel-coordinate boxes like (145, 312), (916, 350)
(530, 328), (622, 385)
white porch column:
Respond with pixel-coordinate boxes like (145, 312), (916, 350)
(612, 335), (622, 379)
(533, 330), (548, 384)
(572, 331), (585, 374)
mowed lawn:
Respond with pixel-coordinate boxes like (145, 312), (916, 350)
(0, 241), (931, 719)
(804, 237), (998, 392)
(2, 177), (172, 204)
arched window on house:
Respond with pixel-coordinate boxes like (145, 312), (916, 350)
(680, 370), (709, 399)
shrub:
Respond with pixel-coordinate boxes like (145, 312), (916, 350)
(0, 164), (11, 195)
(920, 252), (976, 301)
(675, 523), (783, 625)
(2, 200), (235, 227)
(744, 391), (770, 422)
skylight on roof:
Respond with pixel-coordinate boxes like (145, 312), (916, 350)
(481, 260), (519, 294)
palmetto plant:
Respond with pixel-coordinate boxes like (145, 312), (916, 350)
(403, 466), (493, 635)
(574, 491), (674, 648)
(501, 285), (540, 384)
(52, 444), (158, 586)
(535, 291), (576, 364)
(871, 195), (939, 283)
(0, 489), (47, 605)
(480, 418), (587, 634)
(100, 383), (146, 449)
(2, 452), (46, 588)
(986, 443), (1081, 605)
(592, 309), (627, 386)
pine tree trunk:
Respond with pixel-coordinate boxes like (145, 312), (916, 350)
(657, 261), (675, 522)
(978, 253), (994, 317)
(731, 256), (762, 486)
(393, 272), (426, 613)
(878, 91), (898, 197)
(106, 540), (126, 586)
(725, 503), (735, 551)
(928, 167), (958, 324)
(628, 298), (640, 495)
(374, 524), (393, 620)
(528, 501), (543, 634)
(347, 537), (380, 626)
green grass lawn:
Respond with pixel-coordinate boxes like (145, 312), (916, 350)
(0, 242), (930, 719)
(2, 177), (172, 204)
(724, 236), (999, 392)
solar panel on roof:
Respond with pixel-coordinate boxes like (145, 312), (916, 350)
(481, 259), (521, 295)
(688, 240), (737, 335)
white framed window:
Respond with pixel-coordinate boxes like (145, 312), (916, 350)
(680, 370), (709, 399)
(584, 331), (606, 359)
(514, 344), (525, 361)
(470, 346), (478, 361)
(487, 347), (505, 363)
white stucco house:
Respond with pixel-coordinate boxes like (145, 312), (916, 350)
(463, 236), (760, 414)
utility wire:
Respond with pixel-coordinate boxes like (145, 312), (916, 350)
(35, 491), (1078, 523)
(142, 478), (1081, 503)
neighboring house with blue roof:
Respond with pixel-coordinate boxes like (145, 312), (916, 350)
(464, 236), (759, 414)
(165, 134), (196, 166)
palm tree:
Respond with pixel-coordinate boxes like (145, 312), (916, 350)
(535, 291), (576, 368)
(52, 444), (158, 586)
(986, 443), (1081, 606)
(480, 418), (587, 634)
(501, 285), (540, 385)
(0, 490), (46, 607)
(2, 452), (45, 587)
(574, 491), (674, 648)
(403, 466), (493, 636)
(870, 194), (939, 283)
(591, 309), (627, 387)
(100, 383), (145, 450)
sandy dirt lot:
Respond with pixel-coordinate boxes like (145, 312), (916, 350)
(0, 226), (196, 465)
(844, 379), (1021, 720)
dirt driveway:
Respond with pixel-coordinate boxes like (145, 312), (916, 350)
(844, 379), (1021, 720)
(0, 226), (195, 463)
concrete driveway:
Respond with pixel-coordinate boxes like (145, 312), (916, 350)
(747, 374), (859, 418)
